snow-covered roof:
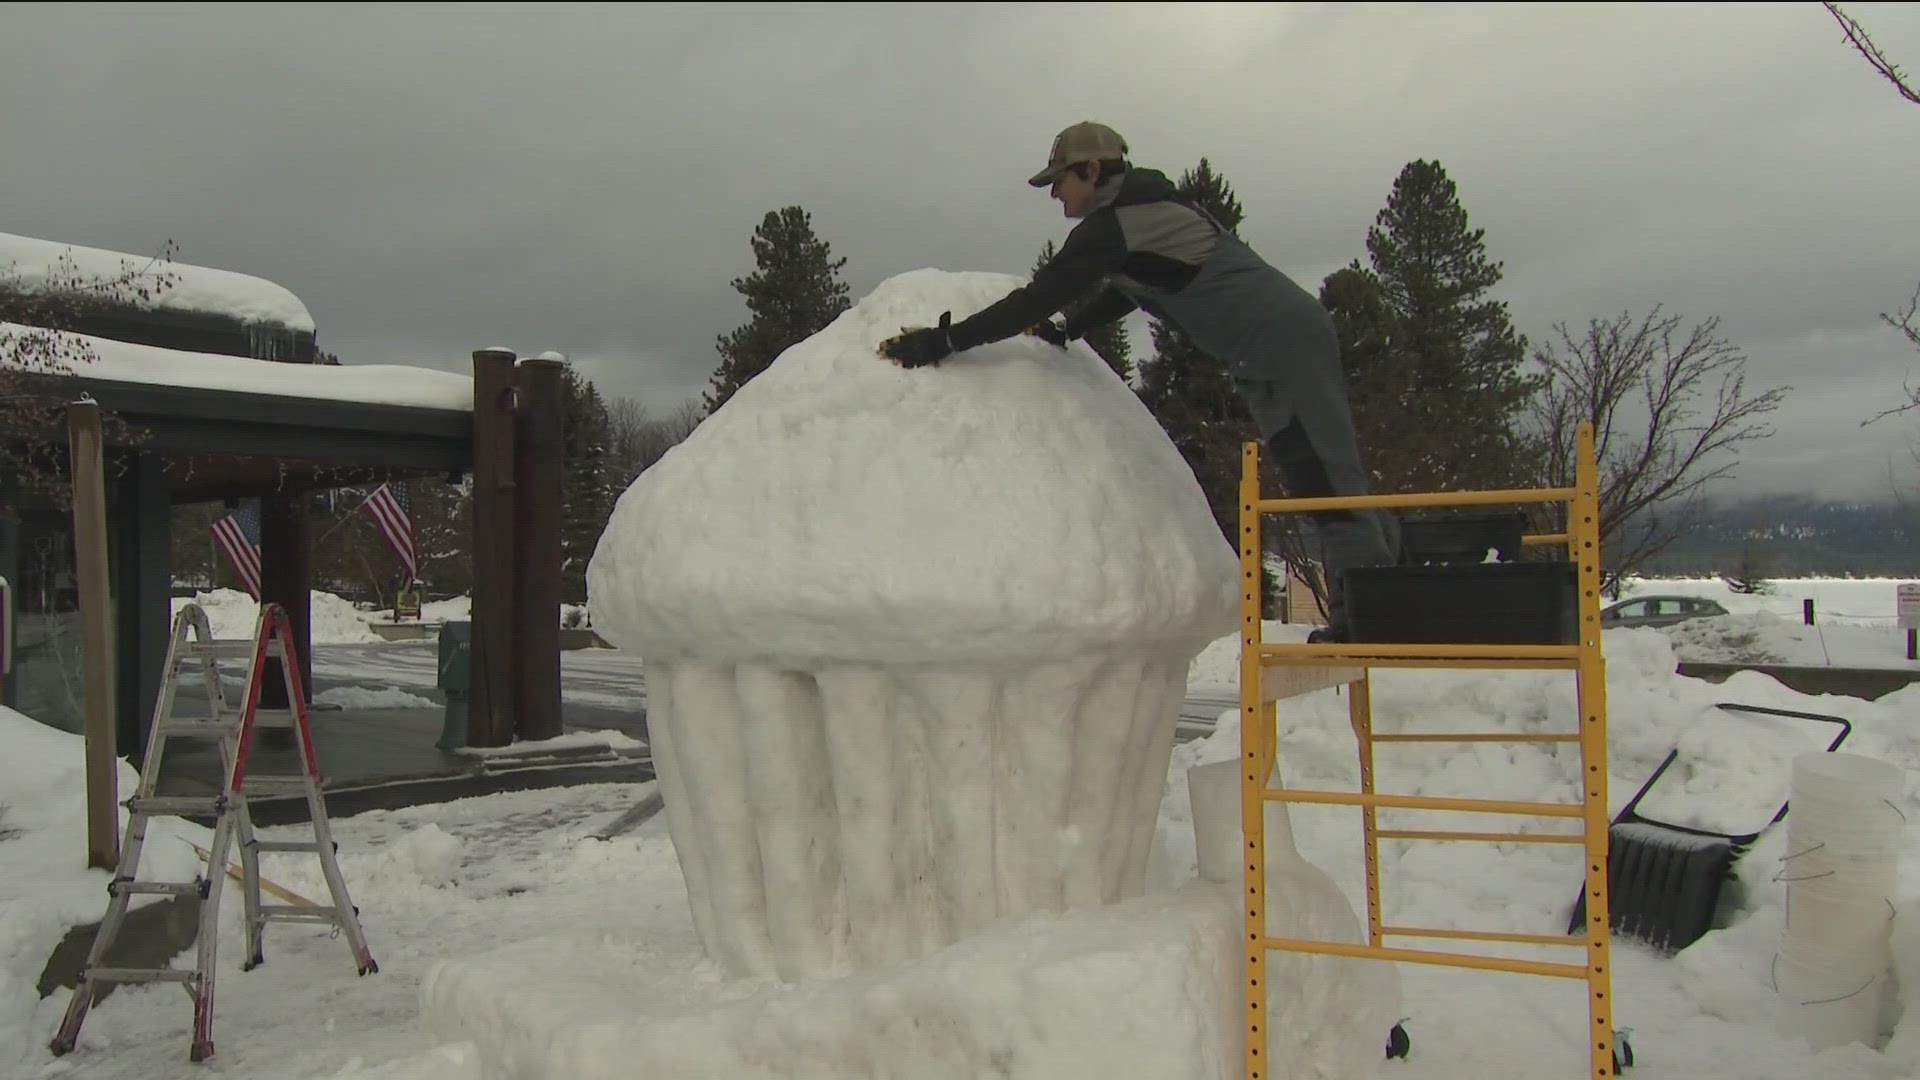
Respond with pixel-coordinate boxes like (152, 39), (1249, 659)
(2, 321), (471, 411)
(0, 231), (316, 333)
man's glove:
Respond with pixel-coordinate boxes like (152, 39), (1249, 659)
(1024, 320), (1069, 349)
(878, 312), (955, 369)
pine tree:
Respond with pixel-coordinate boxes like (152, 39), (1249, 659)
(1031, 240), (1131, 381)
(1343, 160), (1540, 491)
(1319, 262), (1412, 491)
(1134, 159), (1252, 545)
(706, 206), (851, 414)
(559, 364), (614, 602)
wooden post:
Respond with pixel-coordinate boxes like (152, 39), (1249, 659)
(469, 348), (519, 747)
(512, 356), (566, 743)
(259, 493), (313, 709)
(67, 399), (119, 870)
(1803, 598), (1815, 626)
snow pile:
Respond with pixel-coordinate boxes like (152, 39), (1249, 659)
(1, 231), (316, 331)
(1664, 613), (1920, 669)
(0, 708), (207, 1067)
(591, 268), (1236, 666)
(587, 269), (1237, 980)
(453, 730), (644, 758)
(172, 589), (386, 645)
(316, 687), (440, 710)
(425, 883), (1255, 1080)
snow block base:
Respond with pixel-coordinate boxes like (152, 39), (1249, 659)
(422, 881), (1395, 1080)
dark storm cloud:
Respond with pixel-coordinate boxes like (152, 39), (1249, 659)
(4, 2), (1917, 496)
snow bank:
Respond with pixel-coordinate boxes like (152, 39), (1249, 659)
(1621, 575), (1913, 625)
(317, 687), (440, 710)
(0, 322), (473, 411)
(586, 269), (1237, 981)
(1, 231), (316, 331)
(423, 877), (1393, 1080)
(172, 589), (385, 645)
(452, 730), (643, 758)
(0, 708), (207, 1069)
(1664, 612), (1920, 669)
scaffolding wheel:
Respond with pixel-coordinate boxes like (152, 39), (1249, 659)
(1613, 1030), (1634, 1072)
(1385, 1021), (1412, 1060)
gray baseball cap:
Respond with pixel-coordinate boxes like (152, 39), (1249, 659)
(1027, 122), (1129, 187)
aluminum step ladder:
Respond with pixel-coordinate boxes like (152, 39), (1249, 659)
(50, 601), (377, 1062)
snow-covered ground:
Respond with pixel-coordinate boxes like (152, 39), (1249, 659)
(1614, 575), (1920, 669)
(5, 607), (1917, 1080)
(179, 590), (593, 641)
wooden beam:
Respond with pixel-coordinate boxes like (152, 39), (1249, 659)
(162, 455), (456, 504)
(468, 349), (518, 747)
(512, 357), (565, 743)
(67, 398), (119, 870)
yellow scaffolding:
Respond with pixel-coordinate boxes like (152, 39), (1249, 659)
(1238, 422), (1618, 1080)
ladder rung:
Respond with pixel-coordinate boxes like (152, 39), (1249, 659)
(1260, 935), (1590, 980)
(1265, 788), (1587, 818)
(1379, 924), (1585, 948)
(260, 905), (340, 923)
(1371, 733), (1581, 745)
(241, 776), (316, 798)
(1305, 656), (1581, 671)
(1375, 828), (1587, 845)
(249, 708), (300, 729)
(1256, 485), (1580, 512)
(129, 796), (225, 817)
(1263, 642), (1580, 661)
(158, 720), (239, 740)
(84, 967), (197, 985)
(251, 839), (326, 854)
(184, 639), (282, 660)
(112, 880), (204, 898)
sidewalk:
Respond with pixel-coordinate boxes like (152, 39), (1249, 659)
(152, 703), (654, 826)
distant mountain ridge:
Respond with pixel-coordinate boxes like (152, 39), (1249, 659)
(1636, 494), (1919, 577)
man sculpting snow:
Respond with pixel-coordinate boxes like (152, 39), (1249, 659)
(879, 122), (1400, 637)
(588, 265), (1241, 981)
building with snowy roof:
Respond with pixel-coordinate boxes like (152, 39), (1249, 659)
(0, 233), (560, 761)
(1, 231), (317, 363)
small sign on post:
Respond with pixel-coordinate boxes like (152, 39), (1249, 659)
(395, 581), (422, 622)
(1898, 583), (1920, 660)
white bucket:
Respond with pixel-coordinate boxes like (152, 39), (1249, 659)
(1788, 754), (1906, 847)
(1790, 752), (1904, 805)
(1775, 751), (1909, 1051)
(1777, 954), (1887, 1050)
(1189, 758), (1245, 885)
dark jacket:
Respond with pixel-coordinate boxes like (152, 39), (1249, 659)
(947, 168), (1340, 387)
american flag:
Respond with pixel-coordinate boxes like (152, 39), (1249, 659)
(359, 481), (417, 581)
(210, 499), (262, 598)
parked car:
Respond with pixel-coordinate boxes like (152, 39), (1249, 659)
(1600, 595), (1730, 629)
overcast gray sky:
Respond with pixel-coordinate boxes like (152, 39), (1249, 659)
(5, 2), (1918, 500)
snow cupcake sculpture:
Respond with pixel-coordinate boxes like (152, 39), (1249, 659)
(587, 269), (1239, 980)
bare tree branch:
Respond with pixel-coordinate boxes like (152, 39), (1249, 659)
(1862, 281), (1920, 426)
(1826, 2), (1920, 106)
(605, 394), (705, 491)
(1527, 309), (1788, 589)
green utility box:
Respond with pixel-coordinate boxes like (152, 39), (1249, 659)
(436, 621), (472, 749)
